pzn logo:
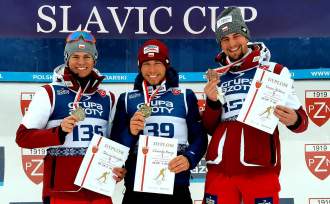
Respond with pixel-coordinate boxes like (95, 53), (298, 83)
(305, 144), (330, 180)
(21, 148), (46, 184)
(305, 90), (330, 127)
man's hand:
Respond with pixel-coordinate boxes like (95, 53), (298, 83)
(112, 167), (127, 183)
(168, 155), (190, 174)
(60, 115), (79, 133)
(204, 78), (220, 102)
(274, 105), (298, 126)
(130, 111), (145, 136)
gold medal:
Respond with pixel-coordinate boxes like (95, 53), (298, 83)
(71, 106), (86, 121)
(139, 104), (152, 118)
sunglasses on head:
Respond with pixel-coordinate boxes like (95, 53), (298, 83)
(66, 31), (96, 44)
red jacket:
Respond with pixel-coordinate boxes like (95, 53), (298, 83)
(203, 43), (308, 176)
(16, 65), (115, 201)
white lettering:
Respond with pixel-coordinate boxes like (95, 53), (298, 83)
(135, 7), (147, 34)
(84, 6), (108, 33)
(183, 6), (206, 34)
(30, 159), (44, 176)
(32, 74), (53, 80)
(151, 106), (174, 114)
(84, 108), (103, 116)
(311, 102), (327, 118)
(150, 7), (172, 34)
(59, 6), (81, 33)
(314, 156), (328, 172)
(37, 5), (56, 33)
(36, 5), (258, 35)
(179, 74), (186, 80)
(239, 7), (257, 22)
(107, 7), (134, 34)
(208, 7), (219, 32)
(105, 75), (127, 80)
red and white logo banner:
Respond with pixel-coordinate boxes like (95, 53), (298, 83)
(305, 90), (330, 127)
(20, 92), (35, 116)
(195, 92), (206, 112)
(305, 144), (330, 180)
(21, 148), (46, 185)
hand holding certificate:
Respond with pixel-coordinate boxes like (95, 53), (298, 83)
(74, 134), (129, 197)
(237, 68), (293, 134)
(134, 135), (178, 195)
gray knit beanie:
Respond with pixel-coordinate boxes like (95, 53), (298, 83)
(215, 7), (250, 42)
(64, 37), (98, 64)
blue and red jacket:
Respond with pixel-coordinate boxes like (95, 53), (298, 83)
(111, 67), (208, 189)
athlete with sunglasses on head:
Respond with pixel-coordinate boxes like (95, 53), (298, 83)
(16, 31), (125, 204)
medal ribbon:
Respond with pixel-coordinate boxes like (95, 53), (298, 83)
(211, 49), (253, 75)
(142, 80), (166, 106)
(243, 70), (266, 122)
(212, 56), (245, 75)
(73, 81), (90, 109)
(140, 135), (149, 191)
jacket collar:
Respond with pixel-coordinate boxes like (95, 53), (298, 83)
(54, 65), (105, 93)
(215, 42), (271, 72)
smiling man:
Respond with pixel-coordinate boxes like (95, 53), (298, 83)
(111, 39), (207, 204)
(16, 31), (125, 204)
(202, 7), (309, 204)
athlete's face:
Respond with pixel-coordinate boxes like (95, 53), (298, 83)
(220, 33), (249, 61)
(68, 52), (95, 78)
(140, 60), (166, 85)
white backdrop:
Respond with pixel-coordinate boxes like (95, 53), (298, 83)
(0, 80), (329, 204)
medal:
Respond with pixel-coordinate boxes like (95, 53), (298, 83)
(206, 69), (220, 81)
(71, 106), (86, 121)
(206, 53), (251, 104)
(71, 81), (90, 122)
(139, 104), (152, 118)
(140, 80), (166, 118)
(206, 69), (225, 103)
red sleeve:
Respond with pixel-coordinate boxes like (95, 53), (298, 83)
(202, 99), (222, 135)
(42, 84), (53, 106)
(273, 63), (284, 75)
(287, 106), (309, 133)
(16, 124), (65, 149)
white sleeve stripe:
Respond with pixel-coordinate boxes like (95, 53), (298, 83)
(50, 85), (55, 116)
(183, 89), (188, 116)
(125, 92), (128, 114)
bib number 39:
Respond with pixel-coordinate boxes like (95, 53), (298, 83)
(145, 123), (174, 137)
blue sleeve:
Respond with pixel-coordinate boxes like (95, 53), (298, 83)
(183, 89), (208, 170)
(110, 93), (138, 148)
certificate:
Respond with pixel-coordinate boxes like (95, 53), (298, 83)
(74, 134), (129, 197)
(237, 68), (293, 134)
(134, 135), (178, 195)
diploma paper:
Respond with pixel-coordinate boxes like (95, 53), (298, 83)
(74, 134), (129, 197)
(237, 68), (293, 134)
(134, 135), (178, 195)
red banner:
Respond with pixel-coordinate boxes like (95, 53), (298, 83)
(305, 90), (330, 127)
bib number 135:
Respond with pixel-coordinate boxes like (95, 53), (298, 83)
(72, 124), (104, 141)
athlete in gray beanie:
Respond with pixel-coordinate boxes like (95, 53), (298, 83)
(64, 31), (98, 64)
(215, 7), (250, 42)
